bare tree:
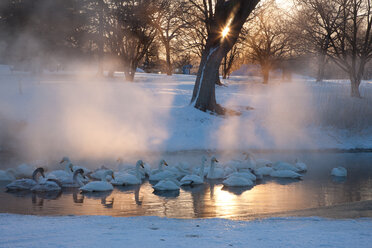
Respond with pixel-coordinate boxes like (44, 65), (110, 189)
(111, 0), (156, 82)
(190, 0), (260, 114)
(327, 0), (372, 97)
(150, 0), (186, 75)
(244, 1), (290, 84)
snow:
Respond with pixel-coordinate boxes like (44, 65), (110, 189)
(0, 69), (371, 162)
(0, 214), (371, 248)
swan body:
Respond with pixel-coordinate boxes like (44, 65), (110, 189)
(207, 157), (225, 179)
(149, 160), (178, 181)
(90, 167), (112, 180)
(111, 160), (144, 186)
(273, 161), (300, 172)
(255, 159), (273, 168)
(80, 170), (114, 192)
(15, 163), (35, 178)
(270, 170), (303, 179)
(0, 168), (16, 181)
(227, 171), (256, 181)
(254, 167), (274, 177)
(6, 168), (45, 191)
(153, 178), (180, 191)
(223, 175), (254, 187)
(295, 160), (307, 172)
(31, 178), (62, 192)
(61, 169), (86, 188)
(331, 167), (347, 177)
(180, 174), (203, 185)
(47, 161), (73, 183)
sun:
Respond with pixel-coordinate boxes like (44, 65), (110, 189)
(222, 26), (230, 38)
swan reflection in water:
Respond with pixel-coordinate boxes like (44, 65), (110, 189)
(32, 191), (62, 206)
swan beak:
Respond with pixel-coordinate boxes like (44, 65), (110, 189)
(112, 174), (115, 180)
(214, 158), (219, 162)
(164, 162), (168, 166)
(140, 162), (145, 168)
(60, 159), (65, 164)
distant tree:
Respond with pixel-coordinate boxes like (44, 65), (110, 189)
(327, 0), (372, 97)
(190, 0), (260, 114)
(244, 0), (290, 84)
(110, 0), (156, 81)
(149, 0), (186, 75)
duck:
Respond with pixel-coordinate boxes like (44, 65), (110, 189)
(61, 169), (87, 188)
(331, 167), (347, 177)
(153, 178), (180, 191)
(273, 161), (301, 172)
(295, 159), (307, 172)
(180, 157), (207, 186)
(207, 157), (225, 179)
(80, 170), (115, 192)
(149, 160), (178, 181)
(31, 178), (62, 192)
(6, 167), (45, 191)
(223, 174), (254, 187)
(0, 168), (17, 181)
(270, 170), (303, 179)
(111, 160), (145, 186)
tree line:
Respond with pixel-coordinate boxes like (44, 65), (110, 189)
(0, 0), (371, 112)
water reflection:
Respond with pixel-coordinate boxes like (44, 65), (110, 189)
(0, 152), (372, 219)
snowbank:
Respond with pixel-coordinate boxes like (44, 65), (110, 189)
(0, 214), (371, 248)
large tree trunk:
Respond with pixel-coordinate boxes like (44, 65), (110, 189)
(261, 64), (270, 84)
(190, 0), (260, 114)
(193, 46), (225, 114)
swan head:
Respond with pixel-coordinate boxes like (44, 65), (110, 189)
(73, 168), (84, 176)
(60, 156), (71, 164)
(211, 157), (218, 163)
(136, 160), (145, 168)
(103, 170), (115, 181)
(116, 157), (123, 163)
(160, 159), (168, 166)
(201, 156), (207, 163)
(68, 163), (74, 172)
(32, 167), (45, 180)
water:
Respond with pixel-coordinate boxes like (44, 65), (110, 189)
(0, 152), (371, 220)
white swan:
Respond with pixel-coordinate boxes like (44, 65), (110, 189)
(0, 168), (17, 181)
(80, 170), (114, 192)
(117, 158), (146, 179)
(149, 160), (178, 181)
(15, 163), (35, 178)
(207, 157), (225, 179)
(273, 161), (301, 172)
(47, 160), (74, 183)
(270, 170), (303, 179)
(61, 169), (86, 188)
(89, 166), (113, 180)
(226, 152), (256, 171)
(60, 157), (91, 176)
(255, 158), (273, 168)
(31, 178), (62, 192)
(254, 166), (274, 177)
(223, 174), (254, 187)
(6, 168), (45, 191)
(112, 160), (144, 186)
(295, 159), (307, 172)
(192, 156), (209, 177)
(331, 167), (347, 177)
(181, 157), (207, 186)
(153, 178), (180, 191)
(226, 171), (256, 181)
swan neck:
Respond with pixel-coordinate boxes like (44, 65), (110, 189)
(198, 160), (205, 177)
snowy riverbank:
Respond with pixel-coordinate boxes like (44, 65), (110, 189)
(0, 214), (371, 248)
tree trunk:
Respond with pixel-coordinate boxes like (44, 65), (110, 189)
(316, 52), (326, 82)
(97, 0), (104, 76)
(350, 76), (361, 98)
(193, 46), (225, 114)
(165, 42), (172, 76)
(216, 69), (223, 86)
(262, 67), (269, 84)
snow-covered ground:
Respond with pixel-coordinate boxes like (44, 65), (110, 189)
(0, 66), (371, 163)
(0, 214), (371, 248)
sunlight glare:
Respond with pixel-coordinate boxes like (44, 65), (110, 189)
(222, 26), (230, 38)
